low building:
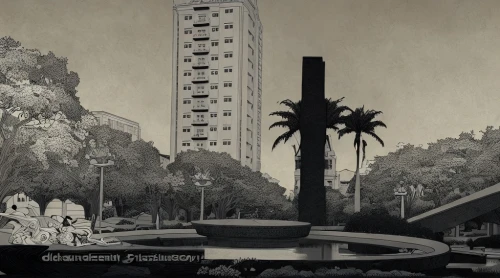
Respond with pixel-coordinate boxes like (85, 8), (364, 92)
(2, 193), (40, 216)
(293, 135), (340, 197)
(160, 154), (171, 169)
(92, 111), (141, 141)
(338, 169), (355, 196)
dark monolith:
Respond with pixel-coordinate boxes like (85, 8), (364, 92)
(298, 57), (326, 226)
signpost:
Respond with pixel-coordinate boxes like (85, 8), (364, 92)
(394, 181), (408, 219)
(192, 169), (212, 221)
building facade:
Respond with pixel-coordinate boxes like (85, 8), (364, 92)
(293, 135), (340, 197)
(92, 111), (141, 141)
(170, 0), (263, 171)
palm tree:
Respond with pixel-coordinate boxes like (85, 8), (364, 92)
(269, 97), (349, 150)
(338, 106), (387, 213)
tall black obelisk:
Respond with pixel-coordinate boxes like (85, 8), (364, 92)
(298, 57), (326, 226)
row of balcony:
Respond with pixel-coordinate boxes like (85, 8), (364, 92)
(193, 16), (210, 27)
(191, 103), (209, 112)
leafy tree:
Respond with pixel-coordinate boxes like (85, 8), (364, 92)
(0, 38), (86, 203)
(338, 106), (387, 213)
(168, 150), (292, 220)
(269, 97), (349, 150)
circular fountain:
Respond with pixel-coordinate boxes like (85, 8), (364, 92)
(191, 219), (312, 248)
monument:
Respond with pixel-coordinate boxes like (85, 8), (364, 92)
(298, 57), (327, 226)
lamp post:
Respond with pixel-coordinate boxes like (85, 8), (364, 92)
(394, 181), (407, 219)
(90, 159), (114, 232)
(193, 169), (212, 221)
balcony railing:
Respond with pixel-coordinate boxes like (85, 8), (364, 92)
(192, 103), (209, 111)
(192, 133), (208, 140)
(192, 75), (209, 83)
(192, 61), (209, 69)
(193, 47), (210, 55)
(192, 89), (209, 98)
(192, 118), (208, 125)
(193, 32), (210, 40)
(193, 17), (210, 26)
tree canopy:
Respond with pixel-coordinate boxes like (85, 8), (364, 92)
(349, 127), (500, 218)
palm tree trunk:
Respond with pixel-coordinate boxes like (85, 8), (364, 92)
(354, 135), (361, 213)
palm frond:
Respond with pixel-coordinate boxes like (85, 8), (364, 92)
(269, 120), (295, 130)
(337, 128), (354, 139)
(364, 131), (385, 147)
(271, 130), (297, 150)
(366, 120), (387, 130)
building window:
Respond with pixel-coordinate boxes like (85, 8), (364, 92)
(184, 43), (192, 48)
(223, 126), (231, 130)
(183, 72), (192, 76)
(184, 57), (192, 63)
(210, 84), (218, 90)
(223, 111), (232, 116)
(224, 24), (233, 29)
(211, 41), (219, 47)
(212, 13), (219, 17)
(223, 140), (231, 145)
(224, 68), (233, 73)
(295, 160), (301, 170)
(211, 56), (218, 61)
(224, 82), (232, 87)
(183, 128), (191, 132)
(325, 159), (333, 169)
(224, 52), (233, 58)
(183, 85), (192, 90)
(210, 127), (217, 131)
(184, 15), (192, 20)
(210, 113), (217, 118)
(182, 142), (191, 146)
(327, 181), (333, 186)
(224, 38), (233, 43)
(197, 71), (205, 76)
(210, 99), (217, 104)
(212, 27), (219, 32)
(211, 70), (218, 75)
(184, 29), (192, 34)
(183, 99), (191, 104)
(223, 97), (232, 102)
(210, 141), (217, 146)
(225, 9), (233, 13)
(183, 114), (191, 119)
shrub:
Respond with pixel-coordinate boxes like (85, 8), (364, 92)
(344, 209), (437, 240)
(116, 219), (135, 225)
(471, 235), (500, 248)
(102, 206), (116, 220)
(207, 265), (241, 277)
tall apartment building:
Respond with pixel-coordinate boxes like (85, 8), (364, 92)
(170, 0), (263, 171)
(293, 135), (340, 197)
(92, 111), (141, 141)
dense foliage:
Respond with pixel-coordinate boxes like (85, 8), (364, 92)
(342, 127), (500, 220)
(344, 208), (437, 240)
(167, 150), (296, 221)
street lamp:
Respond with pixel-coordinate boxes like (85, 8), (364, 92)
(192, 169), (212, 221)
(90, 158), (114, 233)
(394, 181), (407, 219)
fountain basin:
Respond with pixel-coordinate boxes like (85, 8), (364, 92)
(191, 219), (312, 248)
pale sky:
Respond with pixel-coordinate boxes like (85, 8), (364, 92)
(2, 0), (500, 193)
